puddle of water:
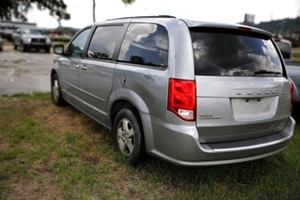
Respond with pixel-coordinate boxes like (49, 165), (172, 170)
(5, 68), (30, 77)
(14, 59), (45, 65)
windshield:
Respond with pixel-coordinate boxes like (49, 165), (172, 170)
(190, 28), (283, 77)
(23, 29), (44, 35)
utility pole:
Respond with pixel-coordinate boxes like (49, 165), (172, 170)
(270, 12), (273, 33)
(93, 0), (96, 23)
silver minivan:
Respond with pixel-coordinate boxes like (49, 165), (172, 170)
(51, 16), (295, 166)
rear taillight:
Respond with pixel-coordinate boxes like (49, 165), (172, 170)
(238, 26), (252, 31)
(289, 81), (294, 112)
(168, 78), (196, 121)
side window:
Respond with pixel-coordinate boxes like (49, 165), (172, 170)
(67, 28), (91, 57)
(86, 26), (122, 60)
(118, 23), (168, 68)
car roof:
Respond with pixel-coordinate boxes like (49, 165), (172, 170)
(92, 15), (272, 37)
(182, 19), (272, 37)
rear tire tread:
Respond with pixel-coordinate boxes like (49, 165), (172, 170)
(113, 108), (146, 166)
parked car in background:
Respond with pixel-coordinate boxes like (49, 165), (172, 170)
(274, 36), (300, 103)
(12, 28), (52, 53)
(286, 62), (300, 103)
(1, 26), (18, 41)
(51, 16), (295, 166)
(274, 36), (292, 61)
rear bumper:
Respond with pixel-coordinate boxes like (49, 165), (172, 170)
(144, 114), (295, 166)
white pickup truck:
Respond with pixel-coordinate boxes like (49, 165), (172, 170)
(275, 37), (300, 103)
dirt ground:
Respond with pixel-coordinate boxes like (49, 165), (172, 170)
(0, 43), (57, 95)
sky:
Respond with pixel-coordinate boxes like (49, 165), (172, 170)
(26, 0), (300, 29)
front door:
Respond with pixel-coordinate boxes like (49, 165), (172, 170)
(60, 28), (92, 102)
(78, 25), (125, 126)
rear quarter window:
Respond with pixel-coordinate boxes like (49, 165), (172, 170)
(87, 26), (123, 60)
(118, 23), (168, 68)
(190, 28), (283, 77)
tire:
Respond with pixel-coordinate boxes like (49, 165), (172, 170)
(13, 40), (17, 50)
(51, 73), (66, 106)
(45, 47), (50, 53)
(113, 108), (146, 165)
(20, 43), (27, 52)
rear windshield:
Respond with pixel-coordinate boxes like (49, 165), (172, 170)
(190, 28), (283, 77)
(23, 29), (44, 35)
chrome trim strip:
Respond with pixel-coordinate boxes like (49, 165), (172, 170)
(64, 81), (106, 103)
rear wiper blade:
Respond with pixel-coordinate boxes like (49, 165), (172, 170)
(254, 70), (281, 75)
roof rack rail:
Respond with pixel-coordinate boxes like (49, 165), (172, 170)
(107, 15), (176, 21)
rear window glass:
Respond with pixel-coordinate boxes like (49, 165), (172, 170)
(118, 23), (168, 68)
(190, 28), (283, 77)
(23, 29), (44, 35)
(87, 26), (122, 60)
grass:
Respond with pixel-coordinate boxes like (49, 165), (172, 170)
(292, 48), (300, 62)
(0, 93), (299, 199)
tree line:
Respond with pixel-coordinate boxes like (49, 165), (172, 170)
(0, 0), (135, 24)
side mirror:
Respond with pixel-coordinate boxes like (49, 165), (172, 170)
(53, 44), (65, 55)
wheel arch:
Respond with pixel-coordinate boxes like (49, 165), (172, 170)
(108, 88), (150, 135)
(108, 88), (149, 121)
(51, 69), (57, 79)
(109, 101), (145, 130)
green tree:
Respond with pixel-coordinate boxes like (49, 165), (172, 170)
(122, 0), (135, 3)
(0, 0), (70, 21)
(0, 0), (136, 24)
(92, 0), (135, 23)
